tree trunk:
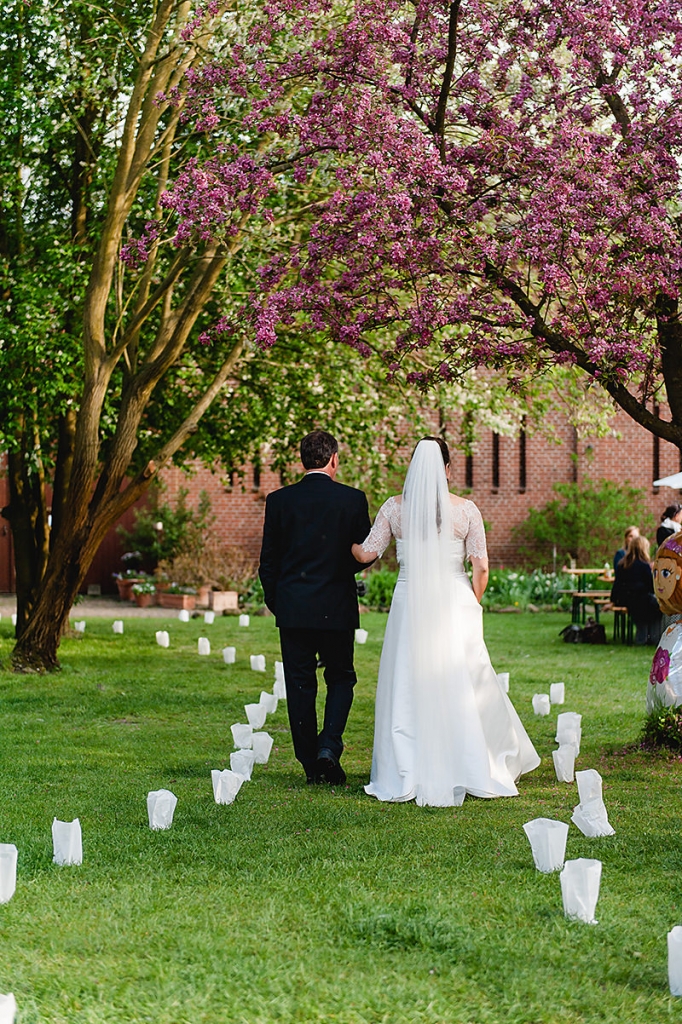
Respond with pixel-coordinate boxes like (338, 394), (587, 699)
(11, 479), (151, 670)
(1, 441), (50, 638)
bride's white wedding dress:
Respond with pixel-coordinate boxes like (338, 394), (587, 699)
(361, 494), (540, 807)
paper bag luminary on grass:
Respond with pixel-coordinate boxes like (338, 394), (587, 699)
(523, 818), (569, 873)
(147, 790), (177, 830)
(211, 769), (243, 805)
(0, 845), (17, 903)
(52, 818), (83, 865)
(649, 536), (682, 711)
(0, 993), (16, 1023)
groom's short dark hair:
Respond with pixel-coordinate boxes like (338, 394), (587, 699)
(301, 430), (338, 470)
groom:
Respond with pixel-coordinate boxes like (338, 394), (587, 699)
(259, 430), (373, 785)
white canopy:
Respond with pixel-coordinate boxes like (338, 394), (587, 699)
(654, 472), (682, 488)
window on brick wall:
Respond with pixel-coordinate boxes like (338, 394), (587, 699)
(465, 452), (474, 489)
(518, 418), (527, 493)
(252, 463), (261, 491)
(653, 402), (660, 493)
(492, 431), (500, 491)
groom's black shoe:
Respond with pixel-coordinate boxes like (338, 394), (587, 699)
(315, 750), (346, 786)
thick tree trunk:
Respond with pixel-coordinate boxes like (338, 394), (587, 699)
(11, 482), (149, 671)
(1, 441), (50, 638)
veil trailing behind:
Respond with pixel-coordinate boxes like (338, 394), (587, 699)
(362, 439), (539, 807)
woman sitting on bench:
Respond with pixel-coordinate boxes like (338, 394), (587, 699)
(610, 535), (662, 646)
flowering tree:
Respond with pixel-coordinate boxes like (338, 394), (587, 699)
(170, 0), (682, 447)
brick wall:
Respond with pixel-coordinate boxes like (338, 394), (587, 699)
(3, 403), (680, 594)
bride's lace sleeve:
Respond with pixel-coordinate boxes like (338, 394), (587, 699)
(465, 502), (488, 560)
(358, 497), (398, 557)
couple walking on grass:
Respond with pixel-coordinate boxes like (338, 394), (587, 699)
(259, 430), (539, 806)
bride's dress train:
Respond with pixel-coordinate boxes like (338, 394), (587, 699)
(362, 495), (540, 807)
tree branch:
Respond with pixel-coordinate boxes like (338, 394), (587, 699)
(485, 262), (682, 446)
(596, 66), (630, 136)
(434, 0), (462, 160)
(102, 338), (245, 523)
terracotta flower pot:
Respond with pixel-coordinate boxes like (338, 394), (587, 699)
(158, 592), (196, 610)
(116, 578), (142, 602)
(208, 590), (239, 612)
(134, 591), (155, 608)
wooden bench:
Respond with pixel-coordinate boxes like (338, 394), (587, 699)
(571, 591), (612, 625)
(611, 605), (634, 645)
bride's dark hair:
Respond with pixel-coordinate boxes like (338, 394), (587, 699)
(417, 436), (450, 467)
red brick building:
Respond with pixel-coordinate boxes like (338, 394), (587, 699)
(1, 404), (680, 593)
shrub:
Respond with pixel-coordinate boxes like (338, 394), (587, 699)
(641, 705), (682, 753)
(482, 569), (577, 611)
(117, 488), (213, 571)
(158, 542), (257, 593)
(513, 479), (654, 569)
(359, 568), (400, 610)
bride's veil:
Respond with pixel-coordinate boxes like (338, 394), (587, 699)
(402, 439), (464, 804)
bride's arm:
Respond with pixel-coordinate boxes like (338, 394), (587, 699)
(351, 502), (394, 563)
(465, 503), (489, 603)
(470, 556), (490, 603)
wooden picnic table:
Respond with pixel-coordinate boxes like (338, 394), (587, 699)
(561, 568), (614, 624)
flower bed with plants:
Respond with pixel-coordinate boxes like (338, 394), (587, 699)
(358, 567), (585, 612)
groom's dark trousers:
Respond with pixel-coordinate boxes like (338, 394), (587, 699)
(259, 472), (372, 774)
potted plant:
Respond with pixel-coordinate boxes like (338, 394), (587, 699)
(157, 584), (197, 610)
(113, 569), (147, 602)
(132, 580), (157, 608)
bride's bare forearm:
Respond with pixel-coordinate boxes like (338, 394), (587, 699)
(351, 543), (377, 563)
(472, 566), (489, 603)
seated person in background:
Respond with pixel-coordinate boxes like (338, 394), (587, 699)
(656, 504), (682, 547)
(610, 535), (662, 646)
(614, 525), (640, 572)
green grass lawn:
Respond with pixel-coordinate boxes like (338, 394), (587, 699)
(0, 611), (680, 1023)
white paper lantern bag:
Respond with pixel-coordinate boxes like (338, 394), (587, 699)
(222, 646), (236, 664)
(523, 818), (569, 873)
(211, 769), (243, 805)
(550, 682), (565, 704)
(250, 654), (266, 672)
(10, 614), (16, 626)
(52, 818), (82, 866)
(231, 723), (253, 749)
(259, 691), (278, 714)
(245, 703), (267, 730)
(0, 993), (16, 1023)
(273, 661), (287, 699)
(532, 693), (551, 716)
(251, 731), (274, 764)
(198, 637), (211, 656)
(552, 744), (576, 783)
(571, 769), (615, 837)
(0, 845), (17, 903)
(668, 926), (682, 995)
(147, 789), (177, 830)
(560, 858), (602, 924)
(204, 611), (215, 625)
(73, 620), (86, 633)
(112, 620), (124, 634)
(497, 672), (510, 693)
(239, 614), (250, 627)
(230, 749), (256, 780)
(556, 711), (582, 755)
(156, 630), (170, 648)
(355, 628), (368, 644)
(178, 609), (190, 622)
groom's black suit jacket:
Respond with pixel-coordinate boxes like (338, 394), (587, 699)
(259, 472), (372, 631)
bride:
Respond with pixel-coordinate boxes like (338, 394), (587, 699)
(352, 436), (540, 807)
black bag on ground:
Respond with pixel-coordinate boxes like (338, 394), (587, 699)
(560, 623), (583, 643)
(560, 619), (607, 645)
